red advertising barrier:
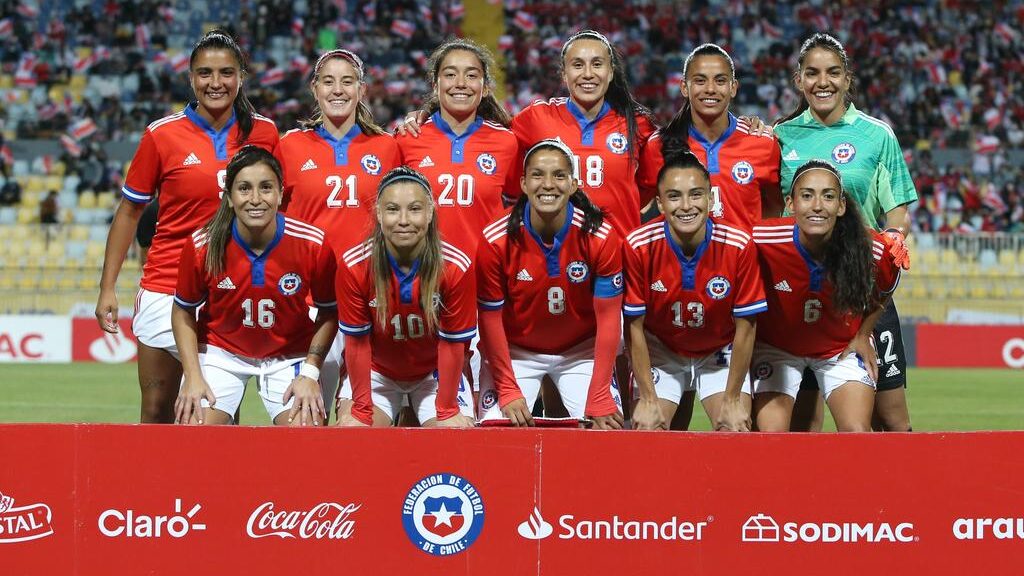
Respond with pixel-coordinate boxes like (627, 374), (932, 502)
(71, 318), (137, 363)
(2, 426), (1024, 575)
(917, 324), (1024, 368)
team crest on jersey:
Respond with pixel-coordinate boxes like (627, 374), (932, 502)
(480, 389), (497, 410)
(705, 276), (731, 300)
(402, 473), (485, 556)
(476, 153), (497, 175)
(278, 273), (302, 296)
(361, 154), (382, 175)
(731, 161), (755, 184)
(566, 261), (589, 283)
(605, 132), (628, 155)
(831, 143), (856, 164)
(754, 361), (773, 380)
(611, 272), (624, 289)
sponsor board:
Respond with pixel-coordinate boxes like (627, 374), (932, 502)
(72, 317), (137, 362)
(518, 504), (710, 542)
(98, 499), (205, 538)
(0, 490), (54, 543)
(741, 514), (916, 543)
(0, 315), (71, 362)
(916, 324), (1024, 368)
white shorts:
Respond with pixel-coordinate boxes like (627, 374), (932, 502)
(477, 337), (623, 420)
(308, 306), (343, 415)
(195, 344), (305, 421)
(337, 370), (475, 425)
(751, 342), (876, 401)
(133, 288), (178, 354)
(632, 334), (751, 403)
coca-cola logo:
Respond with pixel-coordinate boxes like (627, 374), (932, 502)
(246, 502), (360, 540)
(0, 490), (54, 543)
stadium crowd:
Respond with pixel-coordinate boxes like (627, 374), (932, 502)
(0, 0), (1022, 231)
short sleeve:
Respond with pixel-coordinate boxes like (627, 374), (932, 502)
(877, 132), (918, 211)
(591, 227), (624, 299)
(622, 237), (647, 317)
(336, 262), (372, 336)
(439, 262), (478, 342)
(122, 128), (161, 204)
(475, 235), (506, 311)
(174, 239), (207, 308)
(732, 240), (767, 317)
(310, 243), (337, 309)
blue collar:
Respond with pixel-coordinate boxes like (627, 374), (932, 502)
(431, 111), (483, 164)
(566, 99), (611, 146)
(231, 214), (285, 287)
(525, 202), (574, 277)
(387, 251), (421, 304)
(314, 124), (362, 166)
(184, 103), (237, 161)
(792, 226), (826, 292)
(688, 113), (737, 174)
(665, 218), (712, 290)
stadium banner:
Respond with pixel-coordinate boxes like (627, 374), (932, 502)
(3, 425), (1024, 574)
(71, 318), (138, 363)
(0, 315), (71, 362)
(916, 324), (1024, 368)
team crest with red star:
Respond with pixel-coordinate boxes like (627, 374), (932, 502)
(706, 275), (731, 300)
(731, 161), (755, 184)
(361, 154), (382, 175)
(831, 143), (856, 164)
(402, 473), (485, 556)
(606, 132), (628, 155)
(278, 273), (302, 296)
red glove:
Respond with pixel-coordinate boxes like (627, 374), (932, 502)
(883, 228), (911, 271)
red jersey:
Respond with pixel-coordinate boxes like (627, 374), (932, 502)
(477, 203), (624, 354)
(624, 218), (766, 357)
(174, 215), (337, 358)
(396, 113), (518, 255)
(511, 98), (656, 231)
(336, 241), (477, 381)
(637, 114), (781, 230)
(276, 125), (401, 256)
(123, 105), (280, 293)
(752, 218), (900, 358)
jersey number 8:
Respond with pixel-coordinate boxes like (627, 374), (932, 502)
(572, 155), (604, 188)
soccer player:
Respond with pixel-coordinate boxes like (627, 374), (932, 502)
(775, 33), (916, 432)
(96, 30), (279, 423)
(172, 147), (337, 426)
(637, 43), (782, 230)
(476, 139), (624, 429)
(335, 167), (477, 428)
(751, 160), (900, 432)
(276, 49), (400, 416)
(625, 152), (766, 431)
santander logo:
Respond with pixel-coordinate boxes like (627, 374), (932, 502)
(89, 331), (137, 363)
(518, 506), (554, 540)
(246, 502), (360, 540)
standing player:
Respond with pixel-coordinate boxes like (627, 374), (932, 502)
(751, 160), (900, 432)
(172, 147), (337, 426)
(626, 153), (765, 431)
(96, 30), (279, 423)
(276, 49), (400, 415)
(335, 167), (477, 428)
(775, 33), (916, 432)
(476, 140), (624, 429)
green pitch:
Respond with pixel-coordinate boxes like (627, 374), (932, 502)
(0, 363), (1021, 430)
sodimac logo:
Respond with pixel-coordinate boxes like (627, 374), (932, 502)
(0, 489), (54, 543)
(742, 513), (916, 544)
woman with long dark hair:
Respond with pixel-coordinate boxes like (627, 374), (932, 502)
(775, 33), (916, 432)
(751, 160), (900, 432)
(475, 139), (625, 429)
(335, 167), (477, 427)
(172, 146), (337, 426)
(96, 30), (279, 423)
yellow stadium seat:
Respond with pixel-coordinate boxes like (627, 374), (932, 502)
(998, 250), (1017, 267)
(96, 192), (115, 210)
(20, 190), (41, 208)
(44, 175), (62, 189)
(969, 282), (989, 299)
(39, 275), (58, 291)
(26, 240), (46, 258)
(26, 176), (44, 193)
(78, 276), (99, 291)
(909, 282), (928, 299)
(16, 207), (35, 224)
(948, 280), (967, 298)
(58, 276), (76, 291)
(940, 249), (959, 267)
(70, 225), (89, 241)
(69, 75), (87, 90)
(47, 86), (68, 103)
(16, 275), (38, 291)
(45, 241), (64, 259)
(929, 280), (949, 298)
(52, 161), (66, 177)
(0, 275), (15, 290)
(78, 192), (97, 209)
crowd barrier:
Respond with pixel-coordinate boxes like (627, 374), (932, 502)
(2, 425), (1023, 575)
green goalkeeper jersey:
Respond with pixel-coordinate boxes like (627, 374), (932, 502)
(776, 103), (918, 230)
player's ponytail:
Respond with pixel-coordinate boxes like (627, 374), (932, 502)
(790, 160), (874, 315)
(659, 44), (736, 160)
(777, 33), (857, 126)
(201, 146), (283, 276)
(561, 30), (652, 168)
(370, 167), (443, 333)
(423, 38), (512, 127)
(302, 50), (387, 136)
(190, 30), (257, 145)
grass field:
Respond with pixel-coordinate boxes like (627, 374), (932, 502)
(1, 363), (1021, 429)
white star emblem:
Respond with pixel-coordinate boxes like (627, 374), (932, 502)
(431, 502), (457, 527)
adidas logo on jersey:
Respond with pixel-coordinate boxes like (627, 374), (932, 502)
(784, 150), (799, 161)
(774, 280), (793, 292)
(885, 364), (902, 378)
(651, 280), (667, 292)
(300, 159), (318, 171)
(419, 156), (434, 168)
(183, 152), (202, 166)
(516, 269), (534, 282)
(217, 277), (236, 290)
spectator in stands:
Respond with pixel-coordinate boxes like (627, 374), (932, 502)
(39, 189), (58, 224)
(0, 178), (20, 207)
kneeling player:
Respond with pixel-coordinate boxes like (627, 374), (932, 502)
(626, 152), (765, 431)
(476, 139), (624, 429)
(173, 146), (338, 426)
(751, 160), (900, 432)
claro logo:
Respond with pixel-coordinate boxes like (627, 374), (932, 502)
(742, 514), (916, 543)
(953, 517), (1024, 540)
(98, 499), (205, 538)
(246, 502), (359, 539)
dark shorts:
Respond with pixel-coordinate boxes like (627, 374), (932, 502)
(798, 300), (907, 392)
